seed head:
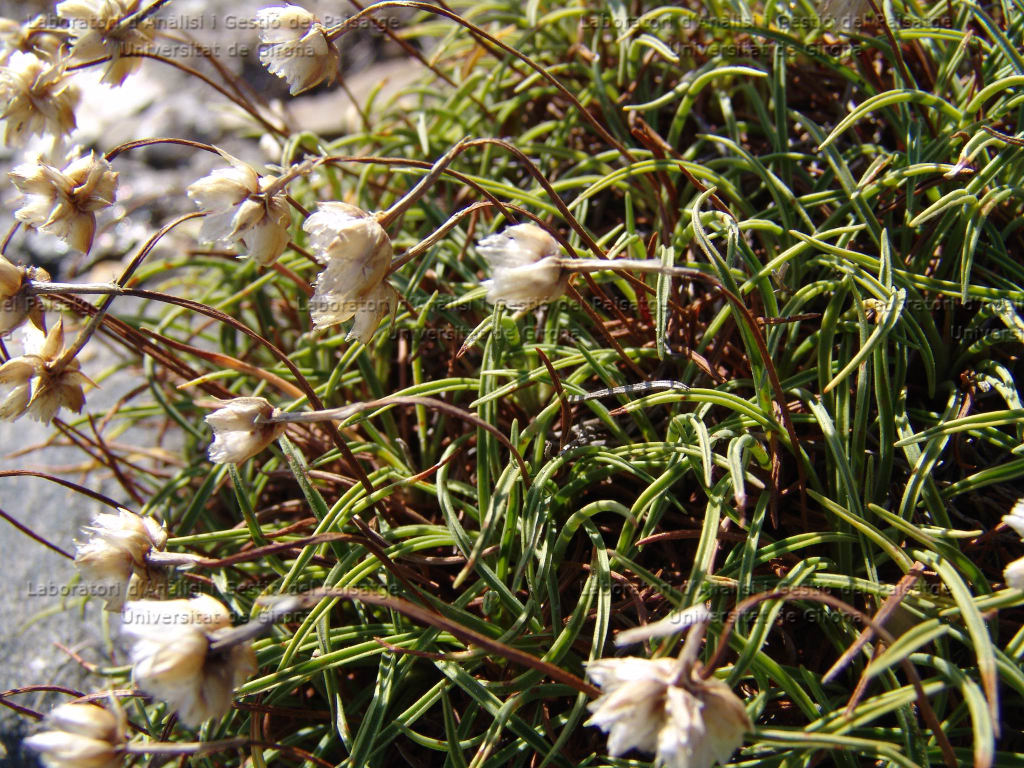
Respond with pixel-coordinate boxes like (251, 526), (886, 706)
(57, 0), (156, 85)
(74, 509), (168, 612)
(477, 224), (568, 309)
(123, 595), (258, 728)
(23, 701), (126, 768)
(205, 396), (285, 464)
(0, 320), (93, 423)
(187, 150), (293, 266)
(256, 4), (340, 95)
(585, 657), (750, 768)
(10, 152), (118, 254)
(0, 51), (79, 147)
(305, 202), (396, 342)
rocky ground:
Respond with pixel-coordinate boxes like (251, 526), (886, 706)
(0, 1), (421, 763)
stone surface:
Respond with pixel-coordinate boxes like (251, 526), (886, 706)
(0, 349), (135, 767)
(0, 3), (420, 763)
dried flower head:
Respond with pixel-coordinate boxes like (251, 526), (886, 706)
(0, 320), (93, 423)
(586, 657), (750, 768)
(1003, 498), (1024, 539)
(23, 701), (126, 768)
(477, 224), (568, 309)
(10, 152), (118, 254)
(205, 396), (285, 464)
(0, 51), (79, 147)
(818, 0), (873, 30)
(187, 150), (293, 266)
(0, 254), (49, 335)
(0, 16), (64, 64)
(1006, 557), (1024, 590)
(305, 202), (396, 342)
(256, 4), (339, 95)
(57, 0), (156, 86)
(123, 595), (258, 727)
(75, 509), (168, 612)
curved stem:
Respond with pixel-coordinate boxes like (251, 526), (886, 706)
(0, 470), (130, 511)
(461, 138), (608, 260)
(0, 507), (73, 559)
(123, 737), (249, 755)
(377, 139), (470, 228)
(69, 53), (286, 137)
(325, 2), (635, 162)
(322, 155), (516, 224)
(262, 395), (531, 487)
(265, 587), (600, 696)
(701, 587), (957, 768)
(104, 137), (221, 162)
(387, 200), (494, 274)
(561, 258), (802, 457)
(53, 212), (205, 374)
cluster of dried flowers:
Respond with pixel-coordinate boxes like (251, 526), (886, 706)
(0, 1), (400, 760)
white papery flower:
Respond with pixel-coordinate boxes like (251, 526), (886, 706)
(346, 279), (398, 345)
(57, 0), (155, 85)
(205, 396), (285, 464)
(23, 701), (126, 768)
(187, 150), (293, 266)
(256, 4), (339, 95)
(123, 595), (258, 728)
(0, 320), (93, 423)
(1003, 498), (1024, 539)
(305, 202), (395, 341)
(586, 657), (750, 768)
(0, 51), (79, 146)
(1006, 557), (1024, 590)
(0, 16), (63, 64)
(74, 509), (167, 612)
(818, 0), (872, 29)
(10, 152), (118, 254)
(0, 255), (25, 334)
(477, 224), (568, 309)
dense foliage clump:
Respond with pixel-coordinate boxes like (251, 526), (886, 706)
(2, 0), (1024, 766)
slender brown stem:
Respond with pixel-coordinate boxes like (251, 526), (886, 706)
(701, 587), (957, 768)
(69, 53), (286, 137)
(53, 212), (205, 374)
(104, 137), (221, 162)
(344, 0), (493, 118)
(377, 140), (471, 228)
(325, 2), (635, 162)
(0, 470), (131, 511)
(322, 155), (516, 225)
(270, 588), (600, 696)
(263, 395), (531, 487)
(0, 507), (73, 559)
(388, 200), (495, 274)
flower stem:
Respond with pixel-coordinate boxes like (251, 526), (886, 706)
(324, 2), (635, 163)
(205, 598), (309, 654)
(50, 212), (204, 375)
(24, 282), (127, 296)
(257, 395), (532, 487)
(376, 139), (470, 228)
